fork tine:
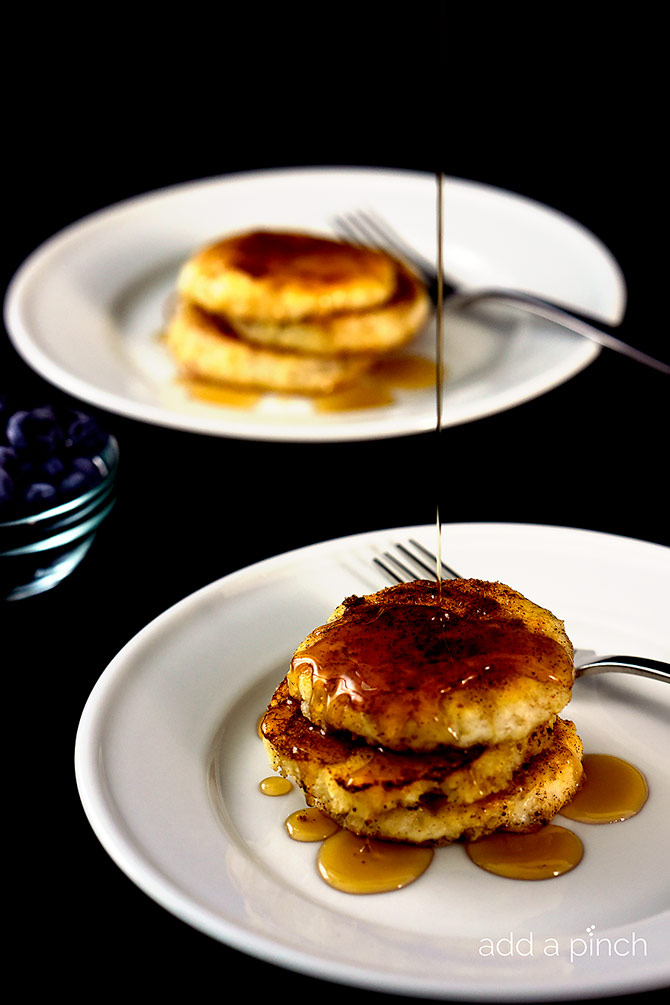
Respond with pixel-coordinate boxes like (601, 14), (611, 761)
(340, 210), (390, 249)
(331, 214), (362, 247)
(333, 209), (396, 253)
(408, 538), (462, 580)
(373, 555), (412, 583)
(333, 212), (382, 250)
(374, 540), (463, 585)
(375, 550), (429, 583)
(332, 210), (433, 283)
(395, 542), (438, 579)
(355, 210), (436, 276)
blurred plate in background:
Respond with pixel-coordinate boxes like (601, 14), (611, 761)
(5, 168), (624, 442)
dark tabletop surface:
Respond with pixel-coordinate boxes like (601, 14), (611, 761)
(3, 7), (667, 1002)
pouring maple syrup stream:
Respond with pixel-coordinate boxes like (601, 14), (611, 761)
(434, 171), (446, 588)
(258, 173), (649, 893)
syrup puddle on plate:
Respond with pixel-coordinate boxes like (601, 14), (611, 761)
(558, 753), (649, 824)
(281, 800), (434, 893)
(179, 353), (437, 413)
(178, 377), (263, 409)
(258, 750), (649, 893)
(285, 806), (341, 842)
(259, 775), (293, 797)
(465, 824), (584, 880)
(317, 828), (434, 895)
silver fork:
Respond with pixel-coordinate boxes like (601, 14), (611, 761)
(333, 209), (670, 376)
(374, 538), (670, 684)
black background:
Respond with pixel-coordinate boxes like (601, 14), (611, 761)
(3, 6), (667, 1002)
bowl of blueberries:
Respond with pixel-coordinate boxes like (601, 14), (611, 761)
(0, 397), (118, 600)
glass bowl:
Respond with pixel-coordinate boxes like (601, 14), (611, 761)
(0, 433), (118, 600)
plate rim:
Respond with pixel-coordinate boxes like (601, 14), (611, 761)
(74, 521), (669, 1000)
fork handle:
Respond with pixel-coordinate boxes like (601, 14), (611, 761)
(576, 654), (670, 683)
(450, 289), (670, 375)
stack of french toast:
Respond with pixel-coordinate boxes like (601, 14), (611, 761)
(165, 229), (430, 396)
(261, 578), (584, 846)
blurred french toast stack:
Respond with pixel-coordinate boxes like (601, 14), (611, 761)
(165, 230), (430, 396)
(261, 578), (584, 846)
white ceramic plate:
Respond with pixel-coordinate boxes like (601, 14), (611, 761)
(5, 169), (624, 442)
(75, 522), (669, 1000)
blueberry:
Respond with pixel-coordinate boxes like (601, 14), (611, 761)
(24, 482), (57, 507)
(59, 471), (89, 496)
(72, 456), (102, 481)
(39, 456), (67, 480)
(59, 457), (102, 496)
(0, 445), (18, 472)
(59, 474), (85, 498)
(0, 467), (15, 505)
(6, 408), (64, 457)
(3, 409), (27, 446)
(66, 411), (106, 456)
